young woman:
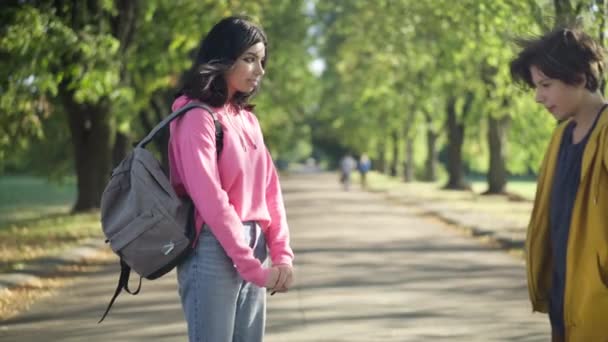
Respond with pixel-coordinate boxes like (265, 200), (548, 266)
(510, 27), (608, 341)
(168, 16), (295, 341)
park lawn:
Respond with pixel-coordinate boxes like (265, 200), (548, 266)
(502, 180), (538, 201)
(357, 171), (537, 201)
(360, 172), (536, 219)
(0, 176), (76, 224)
(0, 176), (102, 272)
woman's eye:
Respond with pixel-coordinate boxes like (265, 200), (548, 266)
(244, 57), (255, 63)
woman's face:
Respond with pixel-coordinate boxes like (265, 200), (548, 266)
(225, 42), (266, 98)
(530, 65), (585, 121)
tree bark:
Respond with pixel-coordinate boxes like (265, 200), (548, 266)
(553, 0), (584, 27)
(400, 105), (416, 182)
(138, 105), (169, 174)
(444, 95), (471, 190)
(151, 95), (172, 173)
(403, 137), (415, 182)
(485, 115), (510, 194)
(390, 130), (399, 177)
(375, 141), (387, 174)
(112, 132), (129, 168)
(423, 112), (438, 182)
(61, 92), (114, 212)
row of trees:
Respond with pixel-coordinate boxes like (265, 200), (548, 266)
(311, 0), (607, 192)
(2, 0), (607, 212)
(1, 0), (316, 211)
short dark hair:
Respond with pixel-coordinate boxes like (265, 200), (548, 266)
(179, 16), (267, 108)
(510, 27), (605, 92)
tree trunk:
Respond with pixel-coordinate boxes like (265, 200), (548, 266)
(485, 115), (510, 194)
(112, 132), (129, 167)
(444, 95), (471, 190)
(423, 112), (438, 182)
(109, 0), (138, 169)
(61, 93), (114, 212)
(152, 96), (172, 173)
(53, 1), (139, 212)
(390, 130), (399, 177)
(553, 0), (583, 27)
(375, 142), (387, 174)
(403, 137), (415, 182)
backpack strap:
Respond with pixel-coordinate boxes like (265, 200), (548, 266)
(137, 102), (223, 157)
(98, 259), (142, 323)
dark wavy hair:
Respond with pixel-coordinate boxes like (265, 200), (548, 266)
(178, 16), (267, 108)
(510, 27), (605, 92)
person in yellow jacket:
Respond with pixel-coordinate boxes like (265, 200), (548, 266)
(510, 27), (608, 341)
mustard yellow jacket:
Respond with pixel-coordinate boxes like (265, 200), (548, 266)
(526, 108), (608, 341)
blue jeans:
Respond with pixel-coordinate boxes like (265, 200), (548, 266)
(177, 222), (268, 342)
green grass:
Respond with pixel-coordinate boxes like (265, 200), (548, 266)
(0, 176), (102, 272)
(503, 181), (537, 200)
(355, 171), (537, 201)
(468, 174), (537, 200)
(0, 176), (76, 225)
(355, 171), (534, 237)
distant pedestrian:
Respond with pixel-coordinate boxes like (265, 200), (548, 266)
(358, 153), (371, 189)
(339, 153), (356, 191)
(169, 16), (295, 341)
(510, 26), (608, 341)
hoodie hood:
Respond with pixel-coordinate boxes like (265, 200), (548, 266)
(171, 95), (257, 152)
(172, 94), (192, 112)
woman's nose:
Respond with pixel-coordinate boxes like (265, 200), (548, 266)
(255, 62), (265, 76)
(535, 89), (544, 104)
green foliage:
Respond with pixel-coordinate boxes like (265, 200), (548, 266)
(0, 3), (125, 173)
(312, 0), (603, 177)
(250, 0), (317, 160)
(1, 0), (315, 175)
(2, 0), (605, 182)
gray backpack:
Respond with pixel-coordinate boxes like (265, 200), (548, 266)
(98, 102), (222, 323)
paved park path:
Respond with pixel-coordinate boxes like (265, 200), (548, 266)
(0, 173), (549, 341)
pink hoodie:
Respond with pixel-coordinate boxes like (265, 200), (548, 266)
(168, 95), (294, 287)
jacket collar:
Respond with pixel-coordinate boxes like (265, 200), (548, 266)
(543, 106), (608, 207)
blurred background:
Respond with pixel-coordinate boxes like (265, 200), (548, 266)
(0, 0), (606, 267)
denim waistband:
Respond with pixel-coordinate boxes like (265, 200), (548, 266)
(242, 221), (259, 229)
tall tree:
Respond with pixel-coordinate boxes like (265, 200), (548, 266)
(1, 0), (314, 211)
(1, 2), (136, 210)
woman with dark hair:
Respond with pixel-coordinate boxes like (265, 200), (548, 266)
(510, 27), (608, 341)
(168, 16), (294, 341)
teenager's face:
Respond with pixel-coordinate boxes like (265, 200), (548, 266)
(225, 42), (265, 98)
(530, 65), (585, 121)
